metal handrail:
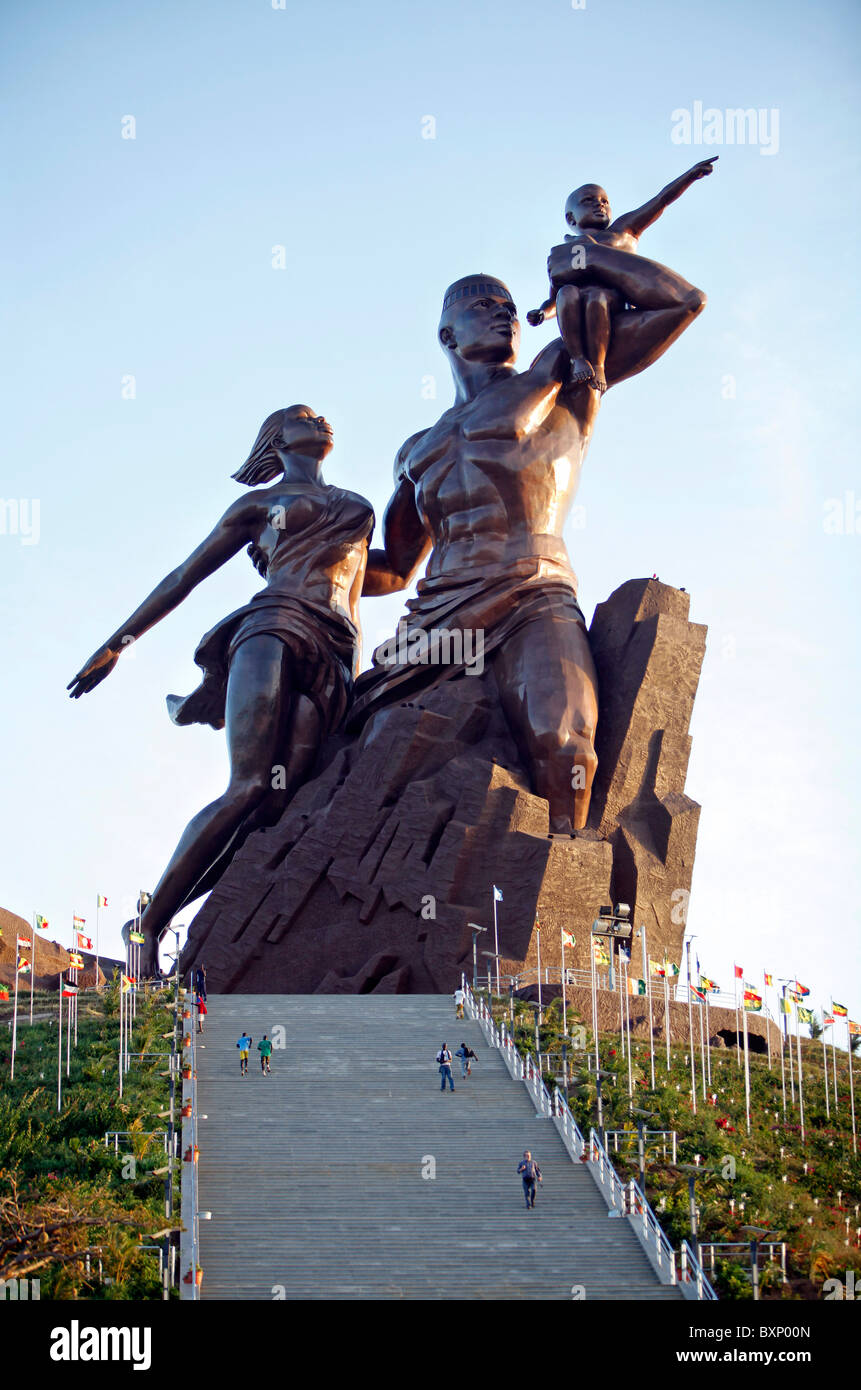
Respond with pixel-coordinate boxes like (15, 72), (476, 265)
(463, 977), (716, 1300)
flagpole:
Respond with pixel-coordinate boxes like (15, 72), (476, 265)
(685, 939), (697, 1115)
(704, 991), (712, 1086)
(822, 1024), (830, 1120)
(29, 912), (36, 1025)
(560, 928), (567, 1037)
(491, 889), (500, 1000)
(643, 927), (655, 1091)
(535, 921), (542, 1014)
(847, 1020), (856, 1148)
(590, 926), (599, 1080)
(785, 986), (795, 1105)
(618, 944), (625, 1060)
(699, 997), (707, 1101)
(779, 1017), (786, 1118)
(763, 972), (772, 1070)
(119, 971), (124, 1099)
(664, 971), (670, 1071)
(10, 947), (21, 1079)
(831, 999), (839, 1112)
(796, 1004), (805, 1145)
(734, 965), (741, 1069)
(624, 960), (633, 1100)
(742, 997), (751, 1135)
(95, 897), (101, 991)
(57, 976), (63, 1112)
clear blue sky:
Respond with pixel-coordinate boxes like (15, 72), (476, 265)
(2, 0), (859, 1021)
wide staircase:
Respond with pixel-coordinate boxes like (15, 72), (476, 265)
(195, 994), (682, 1300)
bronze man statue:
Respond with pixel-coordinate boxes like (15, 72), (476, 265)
(354, 272), (706, 834)
(68, 406), (374, 975)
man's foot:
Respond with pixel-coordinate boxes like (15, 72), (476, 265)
(588, 366), (608, 394)
(569, 356), (594, 386)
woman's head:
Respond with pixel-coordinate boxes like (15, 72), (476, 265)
(232, 405), (333, 486)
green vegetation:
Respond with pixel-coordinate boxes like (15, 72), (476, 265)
(0, 982), (179, 1298)
(481, 991), (861, 1300)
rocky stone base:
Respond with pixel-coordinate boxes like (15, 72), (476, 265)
(180, 579), (707, 994)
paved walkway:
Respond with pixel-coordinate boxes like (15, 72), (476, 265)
(196, 995), (680, 1299)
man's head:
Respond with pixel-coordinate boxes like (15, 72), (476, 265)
(438, 275), (519, 366)
(524, 1150), (531, 1159)
(565, 184), (612, 231)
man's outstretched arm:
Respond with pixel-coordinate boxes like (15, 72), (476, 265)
(363, 433), (432, 596)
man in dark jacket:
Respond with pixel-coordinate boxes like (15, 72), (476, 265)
(517, 1151), (542, 1208)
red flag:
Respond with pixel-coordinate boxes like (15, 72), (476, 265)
(734, 965), (743, 979)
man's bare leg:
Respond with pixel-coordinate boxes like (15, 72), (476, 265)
(492, 611), (598, 833)
(556, 285), (594, 386)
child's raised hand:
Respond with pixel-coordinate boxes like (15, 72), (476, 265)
(688, 156), (718, 179)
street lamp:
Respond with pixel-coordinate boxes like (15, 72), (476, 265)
(630, 1106), (659, 1193)
(741, 1225), (780, 1301)
(468, 923), (486, 992)
(593, 903), (634, 990)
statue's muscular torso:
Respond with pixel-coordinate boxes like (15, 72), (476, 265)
(399, 356), (597, 582)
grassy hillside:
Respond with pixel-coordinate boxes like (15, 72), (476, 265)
(0, 982), (177, 1298)
(484, 991), (861, 1300)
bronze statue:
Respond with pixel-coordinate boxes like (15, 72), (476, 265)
(68, 406), (374, 974)
(527, 158), (717, 391)
(353, 268), (708, 834)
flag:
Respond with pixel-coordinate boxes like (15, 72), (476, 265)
(832, 1002), (848, 1017)
(849, 1020), (861, 1037)
(97, 895), (108, 907)
(121, 974), (133, 992)
(592, 939), (609, 966)
(561, 929), (575, 948)
(794, 981), (810, 997)
(823, 1015), (835, 1027)
(734, 965), (743, 979)
(764, 972), (773, 986)
(62, 984), (78, 997)
(743, 988), (762, 1012)
(76, 931), (93, 950)
(35, 914), (48, 930)
(699, 975), (719, 993)
(129, 931), (146, 945)
(650, 959), (666, 977)
(0, 986), (9, 1001)
(17, 935), (31, 948)
(787, 988), (802, 1004)
(666, 962), (680, 978)
(73, 915), (86, 927)
(628, 977), (646, 996)
(17, 957), (31, 975)
(797, 1005), (814, 1025)
(68, 952), (84, 969)
(618, 942), (631, 964)
(779, 996), (792, 1014)
(692, 985), (707, 1003)
(492, 885), (503, 902)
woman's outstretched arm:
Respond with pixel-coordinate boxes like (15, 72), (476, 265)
(68, 494), (263, 697)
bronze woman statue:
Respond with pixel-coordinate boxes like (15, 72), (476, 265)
(68, 405), (374, 975)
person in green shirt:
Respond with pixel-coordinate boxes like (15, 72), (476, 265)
(257, 1034), (273, 1075)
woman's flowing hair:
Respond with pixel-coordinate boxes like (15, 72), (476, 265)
(232, 408), (290, 487)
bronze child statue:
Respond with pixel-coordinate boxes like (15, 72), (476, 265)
(68, 405), (374, 976)
(527, 157), (717, 392)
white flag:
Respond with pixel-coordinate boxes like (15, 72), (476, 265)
(492, 885), (503, 902)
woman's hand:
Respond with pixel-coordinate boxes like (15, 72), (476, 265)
(67, 641), (124, 697)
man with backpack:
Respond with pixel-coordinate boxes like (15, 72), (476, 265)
(257, 1034), (273, 1074)
(455, 1042), (477, 1078)
(517, 1150), (542, 1209)
(436, 1042), (455, 1091)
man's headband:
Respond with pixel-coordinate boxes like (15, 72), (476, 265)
(441, 276), (513, 314)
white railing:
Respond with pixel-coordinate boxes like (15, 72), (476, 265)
(179, 983), (200, 1300)
(462, 977), (717, 1300)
